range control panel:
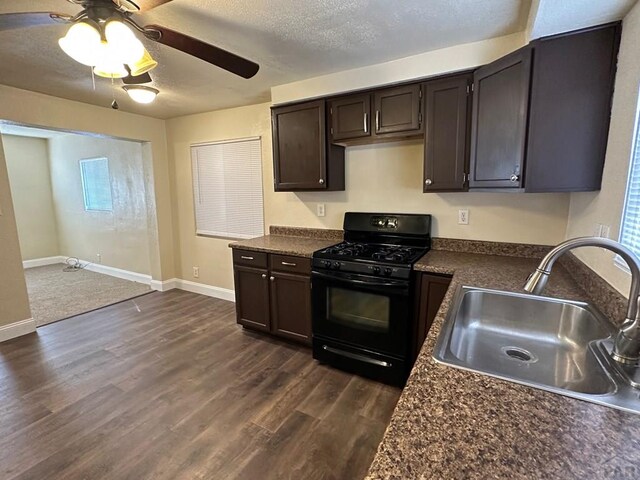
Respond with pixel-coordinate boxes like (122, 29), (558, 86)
(370, 216), (398, 229)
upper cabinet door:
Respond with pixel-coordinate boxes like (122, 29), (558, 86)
(373, 84), (422, 135)
(524, 24), (620, 192)
(423, 74), (472, 192)
(272, 100), (330, 191)
(329, 94), (371, 141)
(469, 48), (532, 189)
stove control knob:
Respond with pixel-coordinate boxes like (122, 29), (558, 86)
(333, 262), (341, 270)
(384, 267), (393, 276)
(372, 266), (381, 275)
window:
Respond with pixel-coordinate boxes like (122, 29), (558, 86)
(79, 158), (113, 212)
(191, 137), (264, 239)
(618, 95), (640, 269)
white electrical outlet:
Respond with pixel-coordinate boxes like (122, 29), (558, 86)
(317, 204), (326, 217)
(96, 253), (102, 264)
(458, 209), (469, 225)
(193, 266), (200, 278)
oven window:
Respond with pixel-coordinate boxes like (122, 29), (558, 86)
(327, 287), (390, 333)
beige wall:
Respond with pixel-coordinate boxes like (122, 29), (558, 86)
(3, 135), (59, 260)
(167, 103), (272, 290)
(167, 102), (570, 291)
(0, 135), (31, 326)
(0, 84), (174, 282)
(271, 32), (525, 105)
(565, 2), (640, 297)
(48, 134), (151, 275)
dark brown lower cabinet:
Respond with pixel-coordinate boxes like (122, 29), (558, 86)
(233, 250), (312, 346)
(412, 273), (452, 362)
(270, 272), (312, 344)
(233, 265), (271, 332)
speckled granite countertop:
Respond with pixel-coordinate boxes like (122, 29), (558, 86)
(229, 235), (338, 258)
(229, 225), (343, 257)
(366, 250), (640, 480)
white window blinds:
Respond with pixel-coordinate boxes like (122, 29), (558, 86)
(79, 157), (113, 212)
(191, 137), (264, 239)
(619, 98), (640, 262)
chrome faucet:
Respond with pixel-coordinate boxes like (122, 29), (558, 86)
(524, 237), (640, 366)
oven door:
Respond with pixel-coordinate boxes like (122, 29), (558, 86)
(311, 270), (410, 358)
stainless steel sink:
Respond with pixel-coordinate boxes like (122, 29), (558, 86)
(433, 286), (640, 414)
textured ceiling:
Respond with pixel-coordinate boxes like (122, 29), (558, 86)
(0, 0), (532, 119)
(527, 0), (637, 39)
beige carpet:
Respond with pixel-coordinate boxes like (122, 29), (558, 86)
(24, 264), (152, 327)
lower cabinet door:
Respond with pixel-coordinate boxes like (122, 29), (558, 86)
(270, 271), (312, 345)
(234, 265), (271, 332)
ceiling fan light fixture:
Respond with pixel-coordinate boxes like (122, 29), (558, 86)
(58, 20), (102, 66)
(93, 55), (129, 79)
(128, 48), (158, 76)
(105, 20), (145, 65)
(122, 85), (159, 104)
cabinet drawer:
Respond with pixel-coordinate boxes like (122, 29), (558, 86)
(233, 249), (268, 268)
(270, 254), (311, 274)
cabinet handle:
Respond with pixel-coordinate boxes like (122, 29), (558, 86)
(319, 179), (325, 185)
(269, 276), (275, 282)
(375, 110), (380, 131)
(363, 112), (368, 133)
(281, 261), (297, 267)
(261, 274), (267, 279)
(425, 179), (432, 186)
(241, 256), (254, 260)
(510, 174), (519, 183)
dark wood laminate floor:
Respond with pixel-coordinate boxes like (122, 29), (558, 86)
(0, 290), (400, 480)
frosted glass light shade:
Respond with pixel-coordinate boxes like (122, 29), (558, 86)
(93, 63), (129, 78)
(122, 85), (159, 104)
(58, 21), (102, 66)
(128, 49), (158, 76)
(105, 20), (145, 65)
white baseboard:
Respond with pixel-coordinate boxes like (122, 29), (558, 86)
(82, 262), (152, 285)
(23, 256), (65, 269)
(22, 257), (234, 303)
(0, 318), (36, 343)
(150, 278), (180, 292)
(175, 279), (235, 302)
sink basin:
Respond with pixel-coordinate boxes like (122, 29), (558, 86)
(433, 286), (640, 414)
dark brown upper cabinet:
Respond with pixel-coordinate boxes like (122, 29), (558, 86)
(272, 100), (345, 191)
(328, 84), (423, 144)
(423, 74), (472, 192)
(525, 24), (620, 192)
(373, 84), (423, 136)
(329, 94), (371, 141)
(470, 23), (620, 192)
(469, 48), (532, 189)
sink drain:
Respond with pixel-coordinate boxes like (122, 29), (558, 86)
(501, 346), (538, 364)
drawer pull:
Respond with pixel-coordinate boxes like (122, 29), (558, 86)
(240, 256), (254, 260)
(261, 274), (267, 279)
(281, 261), (297, 267)
(269, 276), (275, 282)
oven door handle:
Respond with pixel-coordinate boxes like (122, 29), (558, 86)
(311, 270), (408, 289)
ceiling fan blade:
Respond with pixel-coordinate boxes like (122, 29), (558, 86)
(126, 0), (174, 12)
(143, 25), (259, 79)
(122, 72), (153, 85)
(0, 12), (72, 31)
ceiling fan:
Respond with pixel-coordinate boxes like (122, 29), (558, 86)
(0, 0), (260, 104)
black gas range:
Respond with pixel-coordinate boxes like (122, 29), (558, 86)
(311, 212), (431, 386)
